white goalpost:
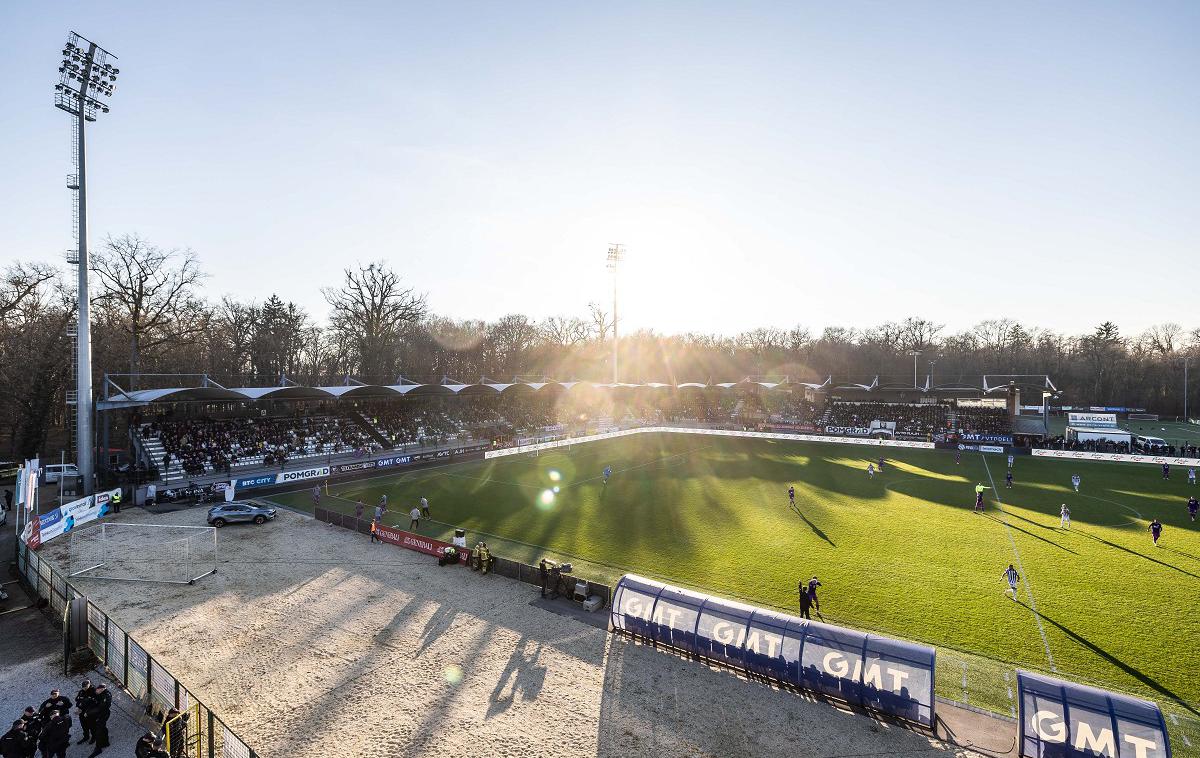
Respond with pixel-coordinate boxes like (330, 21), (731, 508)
(68, 523), (218, 585)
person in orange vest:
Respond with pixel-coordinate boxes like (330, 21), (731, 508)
(370, 519), (380, 543)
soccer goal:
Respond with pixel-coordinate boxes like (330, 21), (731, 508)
(68, 523), (218, 585)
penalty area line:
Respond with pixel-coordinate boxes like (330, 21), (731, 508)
(982, 454), (1057, 673)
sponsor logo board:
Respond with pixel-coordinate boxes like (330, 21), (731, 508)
(276, 466), (331, 484)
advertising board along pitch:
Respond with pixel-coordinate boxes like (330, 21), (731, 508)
(610, 574), (936, 727)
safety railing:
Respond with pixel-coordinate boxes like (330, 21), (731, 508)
(15, 539), (259, 758)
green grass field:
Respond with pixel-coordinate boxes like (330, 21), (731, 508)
(266, 433), (1200, 733)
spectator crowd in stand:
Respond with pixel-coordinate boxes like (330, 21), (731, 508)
(139, 415), (378, 476)
(1035, 436), (1132, 454)
(952, 406), (1011, 437)
(766, 397), (821, 427)
(823, 401), (949, 437)
(357, 400), (470, 449)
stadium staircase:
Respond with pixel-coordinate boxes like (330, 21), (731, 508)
(134, 431), (188, 482)
(347, 410), (392, 449)
(818, 407), (834, 427)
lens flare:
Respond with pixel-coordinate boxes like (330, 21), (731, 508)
(552, 486), (560, 494)
(444, 664), (464, 685)
(548, 469), (562, 482)
(538, 489), (555, 508)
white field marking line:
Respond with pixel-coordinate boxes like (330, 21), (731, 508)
(561, 445), (712, 489)
(982, 454), (1056, 672)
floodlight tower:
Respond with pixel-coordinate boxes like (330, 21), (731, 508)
(606, 244), (625, 384)
(907, 350), (922, 389)
(55, 32), (119, 495)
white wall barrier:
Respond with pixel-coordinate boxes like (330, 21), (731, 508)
(485, 426), (935, 459)
(1032, 449), (1200, 468)
(486, 425), (1196, 470)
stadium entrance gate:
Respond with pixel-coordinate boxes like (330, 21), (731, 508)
(164, 701), (204, 758)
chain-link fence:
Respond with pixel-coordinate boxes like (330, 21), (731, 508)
(15, 540), (258, 758)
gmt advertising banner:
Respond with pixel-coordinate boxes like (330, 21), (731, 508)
(1017, 670), (1170, 758)
(1031, 449), (1200, 468)
(961, 433), (1014, 445)
(485, 427), (935, 459)
(610, 574), (936, 727)
(21, 488), (121, 549)
(330, 444), (491, 476)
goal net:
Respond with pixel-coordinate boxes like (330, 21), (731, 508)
(68, 523), (217, 585)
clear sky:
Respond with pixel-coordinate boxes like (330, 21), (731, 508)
(2, 1), (1197, 338)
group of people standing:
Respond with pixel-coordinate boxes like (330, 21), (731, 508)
(1, 682), (111, 758)
(348, 493), (432, 539)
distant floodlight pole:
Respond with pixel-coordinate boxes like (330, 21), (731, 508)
(607, 244), (625, 384)
(55, 31), (119, 495)
(907, 350), (922, 389)
(1180, 356), (1191, 422)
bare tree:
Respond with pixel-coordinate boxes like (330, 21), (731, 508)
(0, 262), (57, 323)
(323, 262), (427, 380)
(1139, 323), (1182, 357)
(541, 316), (591, 347)
(90, 234), (208, 383)
(0, 274), (72, 456)
(587, 302), (613, 341)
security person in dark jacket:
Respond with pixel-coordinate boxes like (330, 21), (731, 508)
(17, 709), (41, 742)
(798, 588), (813, 620)
(37, 711), (70, 758)
(75, 680), (94, 744)
(161, 707), (188, 758)
(134, 732), (156, 758)
(0, 720), (34, 758)
(83, 685), (111, 757)
(38, 691), (72, 723)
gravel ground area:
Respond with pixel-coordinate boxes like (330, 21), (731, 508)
(39, 508), (987, 758)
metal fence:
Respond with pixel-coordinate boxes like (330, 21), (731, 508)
(15, 540), (258, 758)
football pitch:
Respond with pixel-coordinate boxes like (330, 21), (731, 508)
(266, 433), (1200, 719)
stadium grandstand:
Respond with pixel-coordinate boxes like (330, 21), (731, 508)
(93, 372), (1060, 488)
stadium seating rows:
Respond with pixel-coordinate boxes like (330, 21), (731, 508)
(134, 393), (1032, 479)
(823, 401), (948, 437)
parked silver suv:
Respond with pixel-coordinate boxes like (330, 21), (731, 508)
(207, 500), (277, 527)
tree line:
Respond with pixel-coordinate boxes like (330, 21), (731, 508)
(1, 234), (1196, 457)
